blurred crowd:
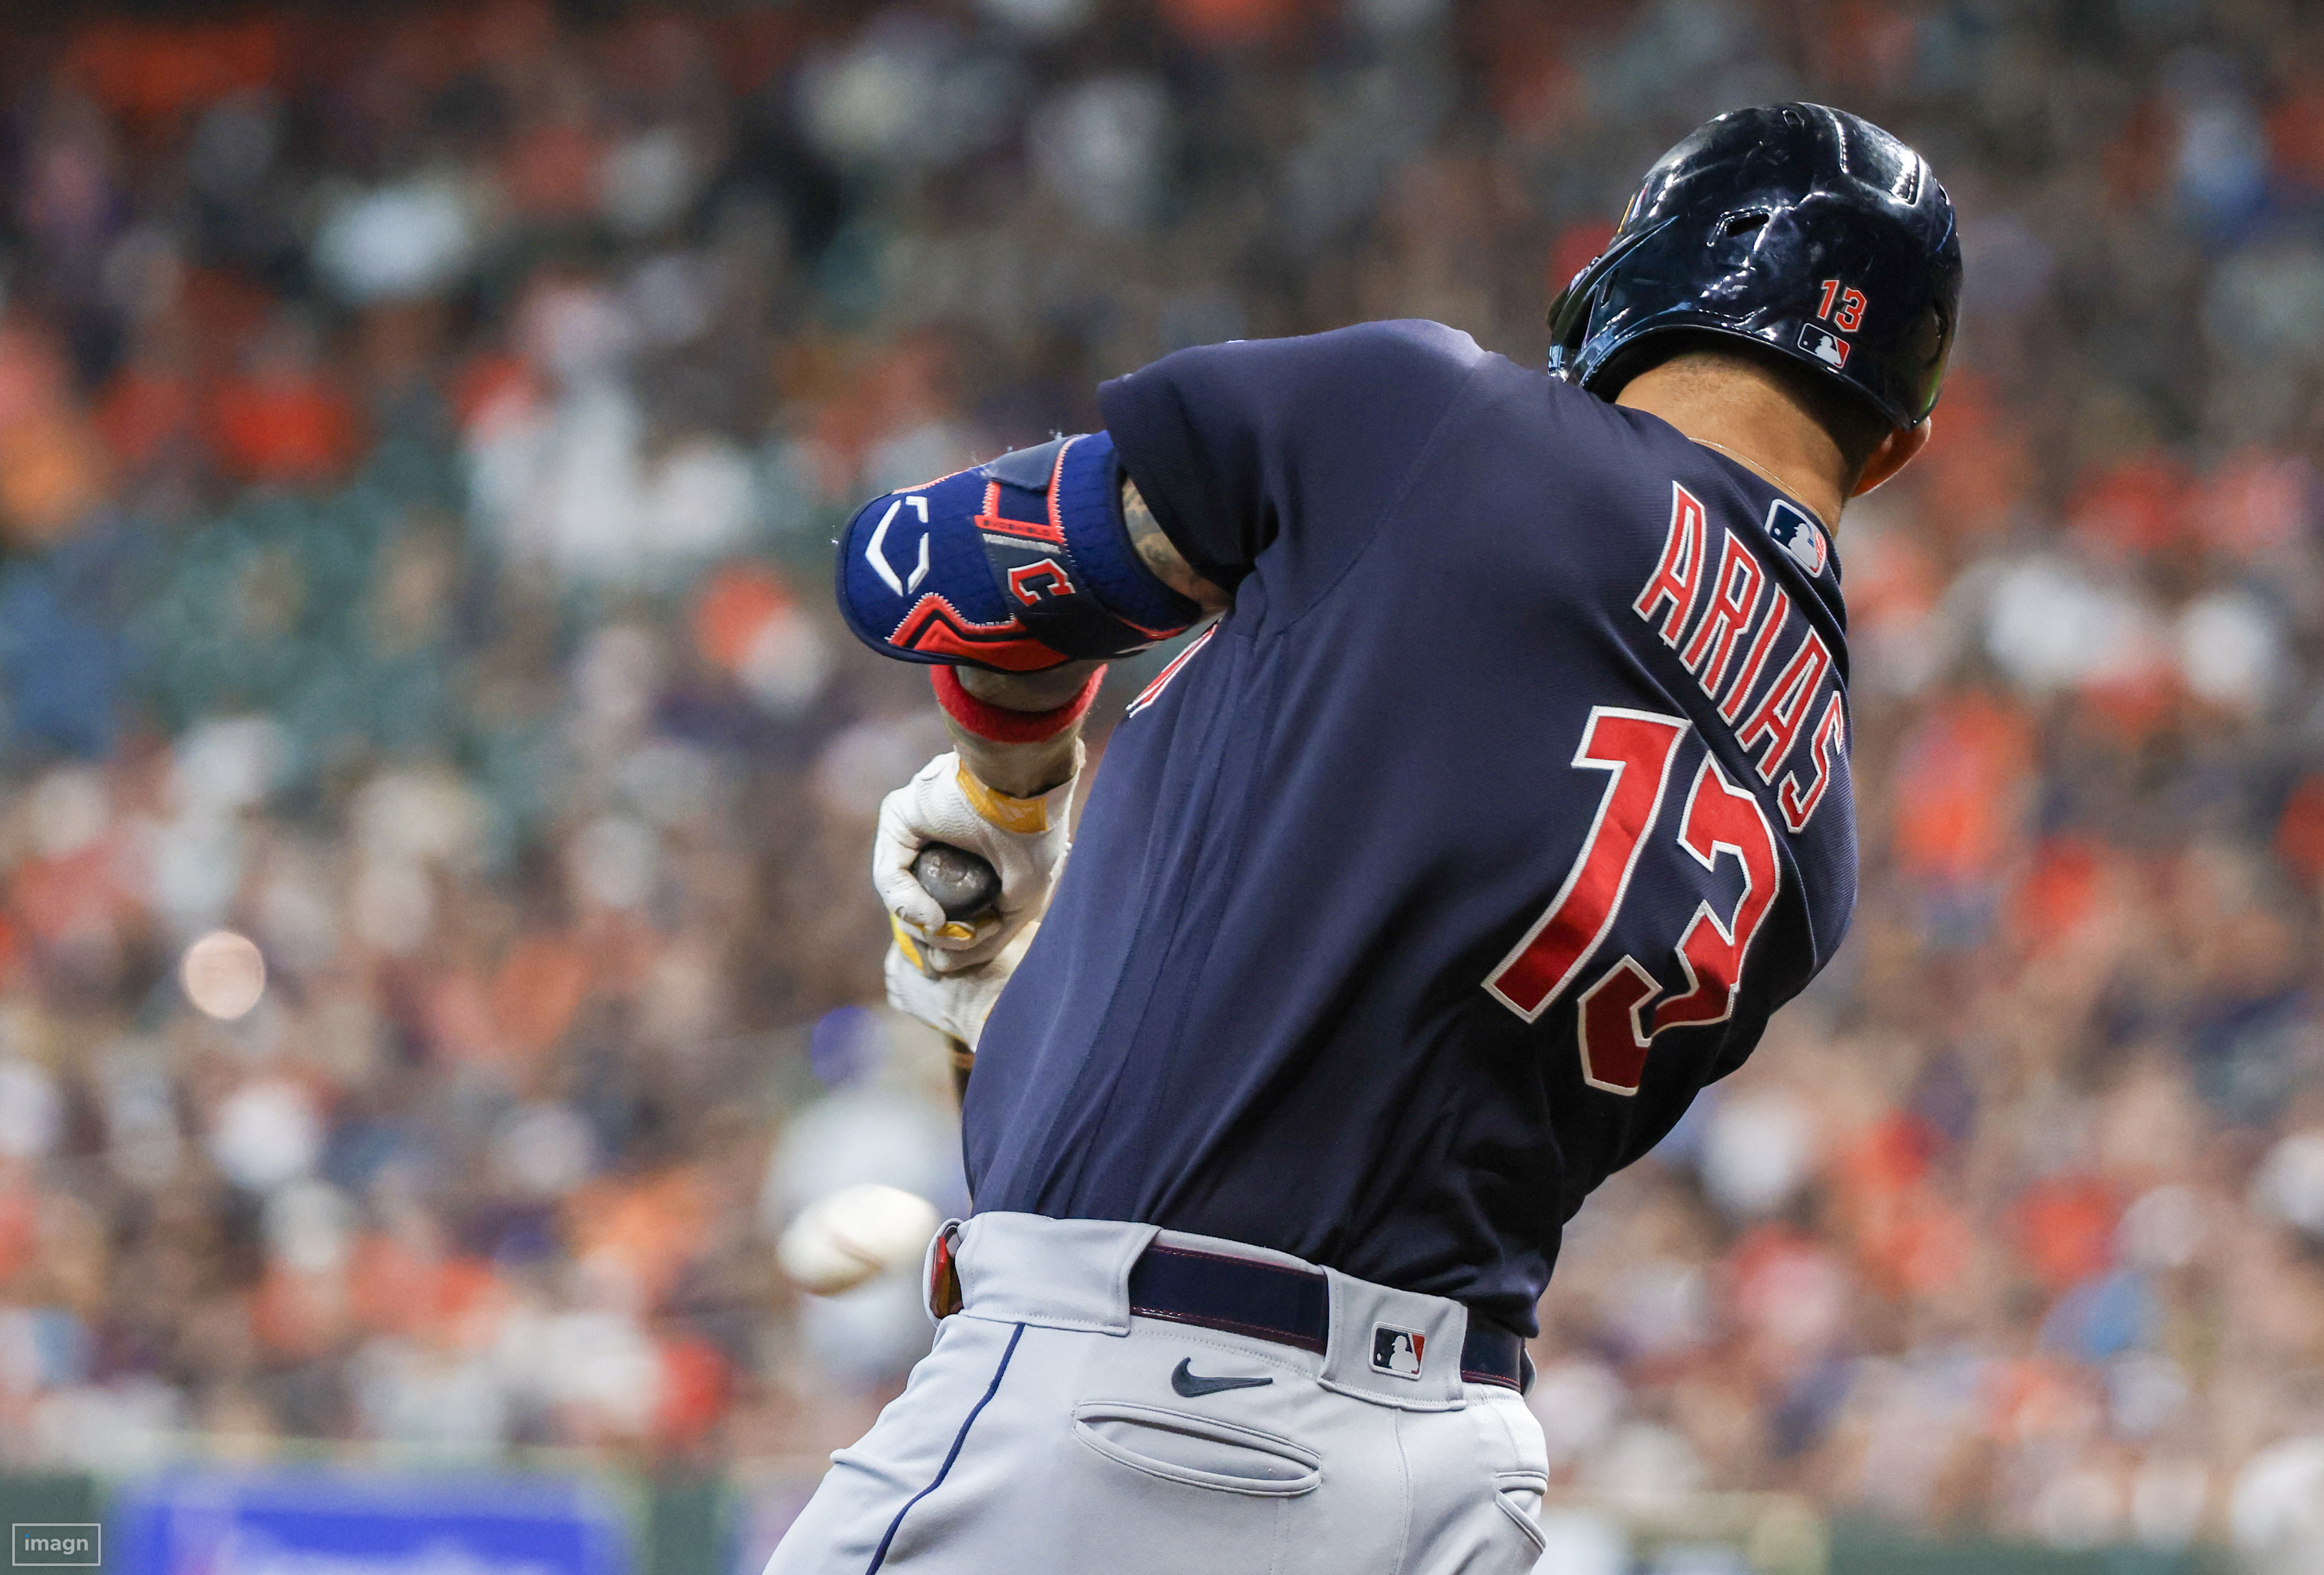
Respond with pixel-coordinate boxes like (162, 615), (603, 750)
(0, 0), (2319, 1562)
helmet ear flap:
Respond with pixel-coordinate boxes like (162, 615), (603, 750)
(1545, 278), (1590, 355)
(1911, 301), (1950, 368)
(1545, 216), (1679, 371)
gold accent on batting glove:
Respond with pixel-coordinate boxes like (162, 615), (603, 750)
(955, 761), (1051, 834)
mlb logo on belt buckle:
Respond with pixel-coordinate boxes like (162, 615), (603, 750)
(1371, 1324), (1426, 1379)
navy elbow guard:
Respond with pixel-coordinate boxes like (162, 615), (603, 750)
(835, 432), (1201, 672)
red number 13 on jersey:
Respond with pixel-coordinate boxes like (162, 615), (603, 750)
(1483, 706), (1782, 1095)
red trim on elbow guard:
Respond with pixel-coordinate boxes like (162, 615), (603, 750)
(931, 664), (1106, 743)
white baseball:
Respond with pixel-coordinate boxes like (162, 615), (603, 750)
(181, 931), (267, 1020)
(777, 1183), (940, 1297)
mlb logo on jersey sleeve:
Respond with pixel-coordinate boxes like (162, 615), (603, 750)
(1371, 1324), (1426, 1379)
(1765, 499), (1828, 578)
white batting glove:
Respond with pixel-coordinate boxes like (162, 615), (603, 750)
(872, 751), (1074, 973)
(885, 921), (1040, 1051)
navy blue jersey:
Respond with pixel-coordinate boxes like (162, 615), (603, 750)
(961, 320), (1855, 1334)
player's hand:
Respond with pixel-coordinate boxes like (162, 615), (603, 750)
(884, 921), (1039, 1050)
(872, 752), (1074, 972)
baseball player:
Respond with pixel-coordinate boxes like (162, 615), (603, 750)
(773, 103), (1961, 1573)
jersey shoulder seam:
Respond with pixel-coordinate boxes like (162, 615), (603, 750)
(1263, 350), (1502, 640)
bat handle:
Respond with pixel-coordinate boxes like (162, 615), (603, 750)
(912, 842), (1001, 921)
(908, 842), (999, 1104)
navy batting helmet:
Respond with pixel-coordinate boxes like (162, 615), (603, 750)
(1547, 104), (1962, 431)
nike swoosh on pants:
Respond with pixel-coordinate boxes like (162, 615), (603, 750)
(1170, 1358), (1274, 1397)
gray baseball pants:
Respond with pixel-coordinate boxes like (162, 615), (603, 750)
(764, 1211), (1550, 1575)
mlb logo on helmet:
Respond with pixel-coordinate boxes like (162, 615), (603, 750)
(1797, 323), (1850, 368)
(1371, 1324), (1426, 1379)
(1766, 499), (1828, 577)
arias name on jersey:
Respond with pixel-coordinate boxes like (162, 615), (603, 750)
(961, 321), (1856, 1335)
(1632, 484), (1846, 835)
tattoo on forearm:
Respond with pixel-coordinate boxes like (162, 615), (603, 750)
(1123, 480), (1230, 613)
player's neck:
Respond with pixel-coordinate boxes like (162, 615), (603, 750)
(1614, 362), (1849, 531)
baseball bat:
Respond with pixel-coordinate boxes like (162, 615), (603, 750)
(912, 842), (999, 1103)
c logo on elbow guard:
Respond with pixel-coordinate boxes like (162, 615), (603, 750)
(1008, 560), (1077, 604)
